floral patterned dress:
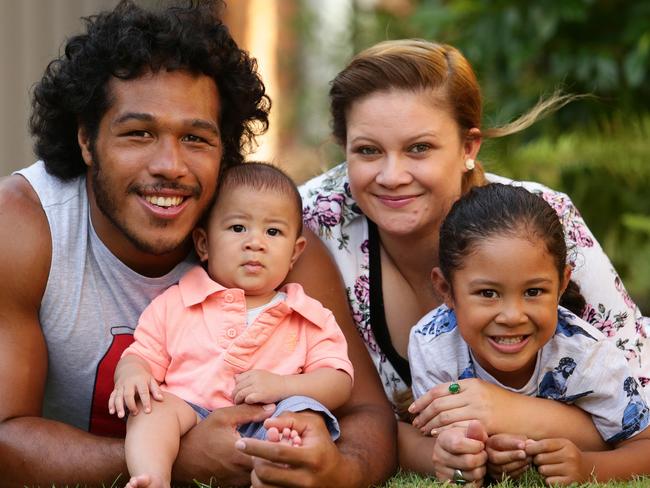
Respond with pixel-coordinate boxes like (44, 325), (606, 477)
(300, 162), (650, 406)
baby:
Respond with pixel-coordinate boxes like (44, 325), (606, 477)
(109, 162), (354, 488)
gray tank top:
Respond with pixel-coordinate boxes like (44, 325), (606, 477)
(16, 161), (195, 436)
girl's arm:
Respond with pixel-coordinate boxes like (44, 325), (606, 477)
(526, 428), (650, 485)
(587, 429), (650, 481)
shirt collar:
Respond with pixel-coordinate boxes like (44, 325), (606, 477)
(178, 266), (330, 329)
(179, 265), (230, 307)
(280, 283), (330, 329)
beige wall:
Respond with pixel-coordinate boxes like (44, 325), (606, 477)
(0, 0), (144, 176)
(0, 0), (289, 178)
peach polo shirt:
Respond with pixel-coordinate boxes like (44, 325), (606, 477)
(123, 265), (354, 411)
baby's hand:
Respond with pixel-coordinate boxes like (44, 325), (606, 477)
(233, 370), (287, 405)
(486, 433), (531, 481)
(108, 371), (162, 418)
(525, 438), (589, 486)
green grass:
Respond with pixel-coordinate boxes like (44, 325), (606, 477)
(382, 469), (650, 487)
(24, 470), (650, 487)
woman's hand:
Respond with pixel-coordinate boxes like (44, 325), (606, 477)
(410, 379), (518, 435)
(431, 420), (488, 486)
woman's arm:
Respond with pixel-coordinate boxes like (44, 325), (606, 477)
(397, 420), (438, 473)
(410, 379), (607, 451)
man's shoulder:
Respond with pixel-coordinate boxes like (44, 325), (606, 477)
(0, 174), (47, 226)
(0, 174), (51, 306)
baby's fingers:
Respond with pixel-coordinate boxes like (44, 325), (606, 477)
(149, 377), (163, 402)
(136, 382), (152, 413)
(234, 371), (254, 387)
(110, 387), (127, 418)
(108, 389), (118, 415)
(232, 385), (249, 405)
(123, 386), (139, 416)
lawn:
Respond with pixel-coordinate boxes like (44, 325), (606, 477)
(383, 470), (650, 487)
(29, 470), (650, 487)
(186, 470), (650, 487)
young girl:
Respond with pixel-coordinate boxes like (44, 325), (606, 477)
(408, 183), (650, 486)
(108, 163), (354, 488)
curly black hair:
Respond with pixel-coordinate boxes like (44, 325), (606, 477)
(29, 0), (270, 180)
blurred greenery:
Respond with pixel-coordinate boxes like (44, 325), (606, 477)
(297, 0), (650, 313)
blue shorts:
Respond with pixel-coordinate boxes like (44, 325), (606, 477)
(187, 395), (341, 441)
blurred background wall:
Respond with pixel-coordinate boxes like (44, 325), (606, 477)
(1, 0), (648, 311)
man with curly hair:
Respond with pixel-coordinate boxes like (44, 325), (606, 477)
(0, 1), (395, 486)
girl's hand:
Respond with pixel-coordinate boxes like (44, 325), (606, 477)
(108, 370), (162, 417)
(233, 370), (287, 404)
(486, 433), (531, 481)
(431, 420), (488, 486)
(410, 379), (515, 435)
(525, 438), (589, 486)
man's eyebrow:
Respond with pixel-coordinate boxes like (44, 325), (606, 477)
(114, 112), (154, 124)
(191, 119), (220, 136)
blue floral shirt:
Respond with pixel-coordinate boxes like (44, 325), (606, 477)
(300, 162), (650, 405)
(409, 305), (650, 443)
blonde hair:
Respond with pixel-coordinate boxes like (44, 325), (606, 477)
(330, 39), (582, 193)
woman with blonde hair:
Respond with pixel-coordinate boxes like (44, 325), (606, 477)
(299, 39), (648, 484)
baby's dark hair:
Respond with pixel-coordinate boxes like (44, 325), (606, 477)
(211, 162), (303, 237)
(439, 183), (585, 315)
(30, 0), (269, 180)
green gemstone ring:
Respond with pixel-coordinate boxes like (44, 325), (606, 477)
(448, 382), (461, 394)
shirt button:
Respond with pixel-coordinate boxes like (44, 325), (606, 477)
(226, 328), (237, 338)
(224, 293), (234, 303)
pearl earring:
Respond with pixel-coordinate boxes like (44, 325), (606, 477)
(465, 158), (475, 170)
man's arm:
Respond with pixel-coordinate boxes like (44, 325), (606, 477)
(0, 175), (127, 485)
(0, 176), (276, 486)
(239, 229), (398, 487)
